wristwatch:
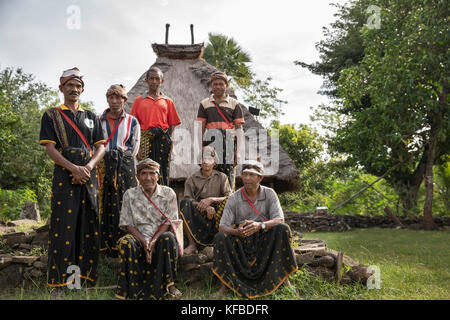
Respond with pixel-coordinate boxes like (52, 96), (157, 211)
(260, 222), (266, 230)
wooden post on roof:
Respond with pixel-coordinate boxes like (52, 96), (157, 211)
(190, 24), (194, 44)
(165, 23), (170, 44)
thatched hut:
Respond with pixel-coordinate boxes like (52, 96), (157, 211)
(125, 33), (299, 198)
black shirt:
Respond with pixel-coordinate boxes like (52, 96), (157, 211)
(39, 104), (105, 150)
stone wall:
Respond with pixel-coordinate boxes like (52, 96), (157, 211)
(285, 211), (450, 232)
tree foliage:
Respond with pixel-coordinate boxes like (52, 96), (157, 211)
(296, 0), (449, 225)
(0, 67), (59, 217)
(203, 32), (252, 88)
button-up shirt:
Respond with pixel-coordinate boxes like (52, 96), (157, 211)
(184, 169), (232, 202)
(219, 185), (284, 227)
(119, 185), (178, 241)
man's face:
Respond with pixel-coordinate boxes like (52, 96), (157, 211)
(242, 171), (263, 190)
(107, 94), (125, 114)
(59, 79), (84, 103)
(211, 79), (227, 97)
(201, 157), (215, 172)
(146, 71), (163, 92)
(137, 168), (159, 191)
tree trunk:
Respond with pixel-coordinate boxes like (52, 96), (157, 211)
(423, 88), (446, 229)
(422, 124), (439, 230)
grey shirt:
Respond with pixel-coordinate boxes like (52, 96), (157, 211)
(219, 185), (284, 227)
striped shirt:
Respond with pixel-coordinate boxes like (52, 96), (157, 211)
(99, 109), (141, 157)
(196, 94), (245, 130)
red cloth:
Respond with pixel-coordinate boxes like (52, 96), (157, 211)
(130, 95), (181, 130)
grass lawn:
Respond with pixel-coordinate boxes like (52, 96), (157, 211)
(1, 228), (448, 300)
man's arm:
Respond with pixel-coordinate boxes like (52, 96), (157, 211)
(86, 143), (105, 171)
(44, 143), (90, 184)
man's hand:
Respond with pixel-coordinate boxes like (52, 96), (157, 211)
(239, 220), (261, 238)
(206, 206), (216, 220)
(196, 198), (214, 212)
(145, 240), (156, 264)
(70, 165), (91, 184)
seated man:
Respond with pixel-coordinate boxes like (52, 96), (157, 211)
(180, 146), (232, 255)
(211, 160), (298, 299)
(116, 158), (182, 300)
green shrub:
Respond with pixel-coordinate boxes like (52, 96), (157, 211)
(0, 187), (37, 221)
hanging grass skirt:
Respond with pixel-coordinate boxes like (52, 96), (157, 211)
(115, 233), (179, 300)
(99, 149), (137, 256)
(179, 197), (228, 247)
(47, 146), (100, 287)
(140, 128), (171, 186)
(212, 223), (298, 298)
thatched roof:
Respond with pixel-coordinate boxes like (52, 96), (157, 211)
(126, 43), (299, 193)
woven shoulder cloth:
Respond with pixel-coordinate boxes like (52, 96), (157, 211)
(46, 107), (69, 148)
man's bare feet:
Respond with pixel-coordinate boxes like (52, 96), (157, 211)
(168, 285), (182, 299)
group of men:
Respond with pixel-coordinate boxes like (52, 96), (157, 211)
(39, 66), (297, 300)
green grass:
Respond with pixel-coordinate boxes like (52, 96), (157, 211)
(1, 228), (449, 300)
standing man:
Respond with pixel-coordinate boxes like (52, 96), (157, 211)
(130, 67), (181, 186)
(98, 84), (140, 256)
(116, 158), (182, 300)
(39, 68), (105, 294)
(196, 71), (245, 190)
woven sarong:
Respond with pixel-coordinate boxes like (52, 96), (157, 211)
(99, 149), (137, 256)
(179, 197), (228, 247)
(47, 147), (100, 287)
(212, 223), (298, 298)
(115, 232), (179, 300)
(140, 128), (171, 186)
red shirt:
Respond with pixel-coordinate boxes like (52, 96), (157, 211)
(130, 94), (181, 130)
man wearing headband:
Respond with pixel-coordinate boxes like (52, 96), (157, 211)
(39, 67), (106, 296)
(98, 84), (141, 257)
(196, 71), (245, 190)
(180, 146), (232, 255)
(211, 159), (298, 299)
(130, 66), (181, 186)
(116, 158), (182, 300)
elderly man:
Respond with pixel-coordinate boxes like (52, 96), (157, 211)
(39, 67), (105, 294)
(211, 160), (298, 299)
(130, 67), (181, 186)
(116, 158), (182, 300)
(180, 146), (232, 255)
(196, 71), (245, 190)
(98, 84), (140, 256)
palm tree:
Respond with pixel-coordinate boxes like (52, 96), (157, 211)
(203, 33), (252, 88)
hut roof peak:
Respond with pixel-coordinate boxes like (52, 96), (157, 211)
(153, 23), (204, 60)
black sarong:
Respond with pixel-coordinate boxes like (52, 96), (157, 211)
(140, 128), (171, 186)
(179, 198), (227, 247)
(204, 129), (236, 190)
(212, 223), (298, 298)
(99, 149), (137, 256)
(116, 232), (179, 300)
(47, 147), (100, 287)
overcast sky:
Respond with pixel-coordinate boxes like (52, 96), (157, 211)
(0, 0), (347, 126)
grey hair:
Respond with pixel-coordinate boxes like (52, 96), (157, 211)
(145, 67), (164, 80)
